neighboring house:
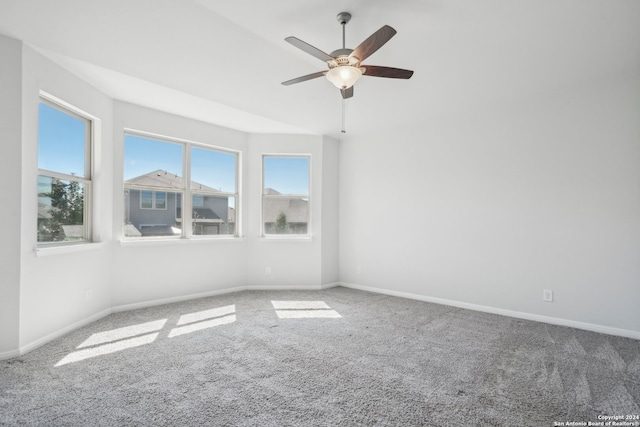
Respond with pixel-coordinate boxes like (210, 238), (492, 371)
(124, 170), (231, 237)
(263, 188), (309, 234)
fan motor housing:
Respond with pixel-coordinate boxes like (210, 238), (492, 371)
(329, 49), (359, 68)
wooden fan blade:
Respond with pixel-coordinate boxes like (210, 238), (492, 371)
(341, 86), (354, 99)
(362, 65), (414, 79)
(285, 37), (334, 62)
(349, 25), (397, 63)
(282, 71), (327, 86)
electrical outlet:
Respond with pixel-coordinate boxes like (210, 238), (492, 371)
(85, 289), (92, 302)
(543, 289), (553, 302)
(356, 266), (362, 275)
(265, 267), (271, 276)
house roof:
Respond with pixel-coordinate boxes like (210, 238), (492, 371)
(38, 202), (51, 219)
(61, 225), (84, 239)
(138, 225), (181, 237)
(125, 170), (220, 192)
(176, 207), (222, 222)
(123, 224), (142, 237)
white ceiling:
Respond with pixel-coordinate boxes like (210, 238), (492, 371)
(1, 0), (638, 139)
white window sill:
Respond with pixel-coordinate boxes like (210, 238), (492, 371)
(259, 235), (314, 242)
(34, 242), (106, 257)
(119, 236), (244, 247)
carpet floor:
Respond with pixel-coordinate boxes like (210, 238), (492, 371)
(1, 287), (639, 426)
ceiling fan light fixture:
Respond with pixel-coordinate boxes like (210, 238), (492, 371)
(326, 65), (363, 89)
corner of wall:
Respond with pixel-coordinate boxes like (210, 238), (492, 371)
(0, 34), (22, 355)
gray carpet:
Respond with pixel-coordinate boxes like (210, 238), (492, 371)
(1, 287), (639, 426)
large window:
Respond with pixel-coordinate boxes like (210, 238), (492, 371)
(262, 156), (310, 236)
(124, 133), (238, 238)
(37, 97), (92, 244)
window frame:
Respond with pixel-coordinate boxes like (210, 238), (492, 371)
(37, 94), (94, 246)
(261, 154), (311, 238)
(123, 130), (240, 240)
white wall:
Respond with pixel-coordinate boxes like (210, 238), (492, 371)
(246, 134), (327, 288)
(321, 136), (339, 285)
(111, 102), (250, 307)
(0, 35), (22, 356)
(339, 72), (640, 335)
(19, 46), (114, 349)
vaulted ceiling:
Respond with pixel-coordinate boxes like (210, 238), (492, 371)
(1, 0), (638, 138)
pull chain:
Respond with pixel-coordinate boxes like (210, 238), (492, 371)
(341, 98), (347, 133)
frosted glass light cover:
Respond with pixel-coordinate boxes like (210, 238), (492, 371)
(326, 66), (363, 89)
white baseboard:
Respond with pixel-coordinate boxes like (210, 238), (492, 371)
(0, 348), (20, 360)
(339, 282), (640, 340)
(247, 282), (340, 291)
(111, 286), (249, 313)
(320, 282), (340, 290)
(16, 308), (112, 358)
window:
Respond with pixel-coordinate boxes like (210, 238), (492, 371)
(140, 191), (167, 210)
(37, 97), (92, 244)
(262, 156), (310, 236)
(123, 133), (238, 239)
(190, 146), (238, 236)
(192, 195), (204, 207)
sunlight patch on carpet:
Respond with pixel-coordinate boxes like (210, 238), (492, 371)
(77, 319), (167, 349)
(56, 333), (159, 367)
(169, 314), (236, 337)
(271, 301), (342, 319)
(169, 304), (237, 337)
(176, 305), (236, 326)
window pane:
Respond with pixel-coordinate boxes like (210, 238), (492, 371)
(38, 175), (86, 242)
(38, 102), (88, 177)
(263, 197), (309, 235)
(263, 157), (309, 196)
(191, 194), (235, 236)
(140, 190), (153, 209)
(263, 156), (309, 236)
(155, 192), (167, 209)
(124, 135), (183, 187)
(124, 189), (181, 237)
(124, 134), (184, 238)
(190, 147), (236, 193)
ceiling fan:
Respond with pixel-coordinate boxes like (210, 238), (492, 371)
(281, 12), (414, 100)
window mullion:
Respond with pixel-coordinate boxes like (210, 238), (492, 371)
(85, 120), (92, 180)
(85, 181), (92, 242)
(183, 142), (191, 238)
